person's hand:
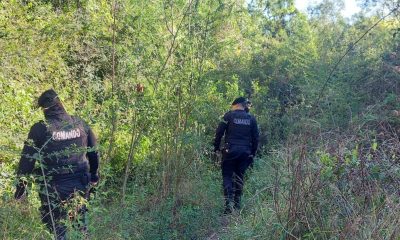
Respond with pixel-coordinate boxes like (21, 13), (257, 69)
(90, 181), (98, 186)
(14, 182), (27, 201)
(212, 148), (221, 159)
(211, 149), (221, 166)
(15, 191), (27, 202)
(90, 174), (99, 186)
(213, 147), (220, 153)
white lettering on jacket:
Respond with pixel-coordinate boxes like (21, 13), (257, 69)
(233, 118), (251, 125)
(52, 128), (81, 141)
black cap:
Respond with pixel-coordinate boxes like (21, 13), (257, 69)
(38, 89), (59, 108)
(231, 97), (248, 105)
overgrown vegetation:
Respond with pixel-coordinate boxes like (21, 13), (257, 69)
(1, 0), (400, 239)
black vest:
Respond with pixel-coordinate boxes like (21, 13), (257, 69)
(41, 115), (89, 175)
(225, 110), (253, 147)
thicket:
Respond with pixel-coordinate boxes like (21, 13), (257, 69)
(0, 0), (399, 239)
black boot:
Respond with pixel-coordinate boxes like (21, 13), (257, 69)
(233, 195), (241, 210)
(224, 199), (234, 214)
(223, 192), (234, 214)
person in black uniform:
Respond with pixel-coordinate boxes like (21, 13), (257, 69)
(14, 89), (100, 239)
(213, 97), (259, 213)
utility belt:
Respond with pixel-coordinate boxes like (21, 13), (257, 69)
(224, 142), (251, 148)
(225, 137), (251, 146)
(222, 142), (251, 154)
(34, 169), (91, 190)
(49, 168), (86, 178)
(42, 161), (89, 177)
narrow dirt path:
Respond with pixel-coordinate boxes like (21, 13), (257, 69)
(206, 215), (231, 240)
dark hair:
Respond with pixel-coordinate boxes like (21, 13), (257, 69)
(38, 89), (59, 108)
(231, 97), (247, 105)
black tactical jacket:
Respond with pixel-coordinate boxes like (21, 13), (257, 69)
(213, 109), (259, 156)
(15, 105), (99, 198)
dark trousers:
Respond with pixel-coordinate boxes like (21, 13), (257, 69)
(221, 145), (252, 206)
(38, 172), (90, 239)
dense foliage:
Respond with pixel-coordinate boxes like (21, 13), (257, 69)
(1, 0), (399, 239)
